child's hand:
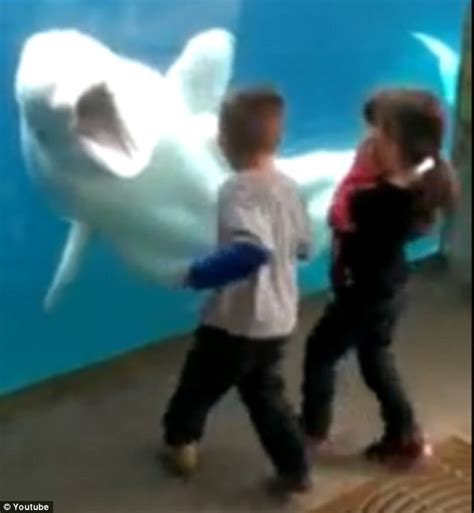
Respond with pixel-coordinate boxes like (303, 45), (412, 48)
(165, 263), (193, 289)
(181, 270), (192, 289)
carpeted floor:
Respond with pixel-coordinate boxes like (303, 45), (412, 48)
(310, 437), (472, 513)
(0, 267), (471, 513)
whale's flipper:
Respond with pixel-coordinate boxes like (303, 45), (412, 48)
(412, 32), (460, 106)
(44, 222), (91, 311)
(167, 29), (235, 114)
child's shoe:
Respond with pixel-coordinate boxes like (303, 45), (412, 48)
(268, 473), (314, 496)
(166, 443), (199, 476)
(306, 435), (336, 458)
(365, 431), (433, 467)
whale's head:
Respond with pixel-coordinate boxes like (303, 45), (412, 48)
(16, 30), (165, 182)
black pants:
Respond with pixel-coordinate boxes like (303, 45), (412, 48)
(302, 286), (418, 442)
(164, 326), (309, 479)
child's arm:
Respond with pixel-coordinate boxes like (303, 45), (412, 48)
(329, 138), (379, 230)
(187, 180), (273, 290)
(187, 242), (270, 290)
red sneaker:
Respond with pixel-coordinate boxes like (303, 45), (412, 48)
(365, 432), (433, 467)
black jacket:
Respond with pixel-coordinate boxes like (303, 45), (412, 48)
(335, 182), (418, 297)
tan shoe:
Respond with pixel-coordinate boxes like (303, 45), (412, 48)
(167, 443), (199, 476)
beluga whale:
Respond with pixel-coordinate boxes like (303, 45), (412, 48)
(16, 28), (238, 310)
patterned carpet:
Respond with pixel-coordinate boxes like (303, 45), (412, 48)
(310, 438), (472, 513)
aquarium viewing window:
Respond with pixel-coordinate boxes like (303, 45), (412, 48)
(0, 0), (468, 394)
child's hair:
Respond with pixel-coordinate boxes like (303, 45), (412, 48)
(377, 89), (458, 223)
(364, 91), (387, 126)
(363, 88), (430, 127)
(379, 89), (444, 166)
(364, 89), (407, 126)
(219, 87), (284, 167)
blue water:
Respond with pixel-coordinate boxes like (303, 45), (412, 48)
(0, 0), (467, 394)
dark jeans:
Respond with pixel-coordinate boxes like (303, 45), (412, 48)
(302, 285), (418, 442)
(164, 326), (309, 480)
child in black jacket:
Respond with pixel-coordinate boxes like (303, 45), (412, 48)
(302, 89), (458, 466)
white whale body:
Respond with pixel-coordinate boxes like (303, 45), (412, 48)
(15, 29), (457, 310)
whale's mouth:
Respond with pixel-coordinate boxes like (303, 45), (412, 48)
(74, 83), (149, 179)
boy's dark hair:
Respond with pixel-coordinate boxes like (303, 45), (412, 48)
(219, 87), (284, 164)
